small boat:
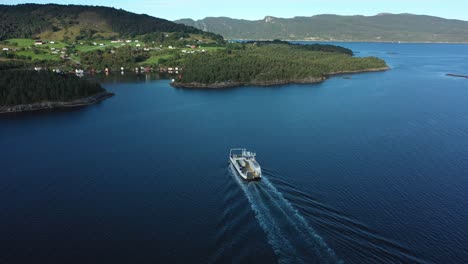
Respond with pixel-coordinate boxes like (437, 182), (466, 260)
(229, 148), (262, 181)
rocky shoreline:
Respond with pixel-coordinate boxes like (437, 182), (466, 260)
(171, 77), (326, 89)
(0, 92), (114, 114)
(171, 67), (389, 89)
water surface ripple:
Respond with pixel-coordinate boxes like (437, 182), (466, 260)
(1, 43), (468, 263)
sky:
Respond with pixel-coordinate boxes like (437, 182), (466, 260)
(4, 0), (468, 21)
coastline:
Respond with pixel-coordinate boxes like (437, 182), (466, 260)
(0, 92), (114, 114)
(171, 67), (389, 89)
(231, 39), (468, 44)
(326, 67), (390, 76)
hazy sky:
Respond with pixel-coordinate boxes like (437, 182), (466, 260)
(5, 0), (468, 21)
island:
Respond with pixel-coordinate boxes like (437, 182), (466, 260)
(0, 70), (113, 114)
(171, 41), (389, 88)
(446, 73), (468, 79)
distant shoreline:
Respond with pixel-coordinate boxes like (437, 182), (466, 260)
(446, 73), (468, 79)
(0, 92), (114, 114)
(230, 39), (468, 44)
(171, 67), (389, 89)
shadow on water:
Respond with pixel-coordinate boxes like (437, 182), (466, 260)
(87, 72), (172, 84)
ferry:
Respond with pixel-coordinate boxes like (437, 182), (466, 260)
(229, 148), (262, 181)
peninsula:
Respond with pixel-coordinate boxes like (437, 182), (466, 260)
(171, 41), (389, 89)
(0, 70), (113, 114)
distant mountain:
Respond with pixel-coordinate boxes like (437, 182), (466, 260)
(0, 4), (222, 42)
(176, 14), (468, 42)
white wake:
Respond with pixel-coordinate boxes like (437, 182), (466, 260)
(230, 166), (341, 264)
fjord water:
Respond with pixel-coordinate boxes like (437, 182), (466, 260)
(1, 43), (468, 263)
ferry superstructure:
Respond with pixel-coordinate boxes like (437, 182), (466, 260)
(229, 148), (262, 181)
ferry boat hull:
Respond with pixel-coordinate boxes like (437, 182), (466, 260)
(229, 149), (262, 181)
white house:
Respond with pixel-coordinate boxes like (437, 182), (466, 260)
(2, 48), (9, 51)
(50, 41), (55, 44)
(136, 44), (141, 47)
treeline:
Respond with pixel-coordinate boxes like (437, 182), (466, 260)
(178, 44), (387, 84)
(0, 4), (223, 41)
(140, 31), (223, 46)
(0, 70), (104, 106)
(0, 60), (36, 71)
(244, 40), (353, 55)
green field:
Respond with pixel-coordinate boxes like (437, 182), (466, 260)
(15, 50), (60, 61)
(75, 40), (133, 52)
(6, 39), (67, 48)
(198, 46), (225, 51)
(5, 38), (35, 47)
(141, 54), (173, 65)
(1, 37), (226, 69)
(3, 39), (148, 61)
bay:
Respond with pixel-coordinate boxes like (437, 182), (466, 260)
(1, 42), (468, 263)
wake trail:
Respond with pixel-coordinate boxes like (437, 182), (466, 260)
(266, 172), (429, 264)
(229, 166), (341, 264)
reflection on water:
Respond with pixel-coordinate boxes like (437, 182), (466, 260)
(88, 72), (172, 84)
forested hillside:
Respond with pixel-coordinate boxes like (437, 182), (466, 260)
(0, 70), (104, 106)
(0, 4), (223, 42)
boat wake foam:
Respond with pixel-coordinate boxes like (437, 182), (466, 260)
(229, 165), (341, 264)
(265, 171), (428, 264)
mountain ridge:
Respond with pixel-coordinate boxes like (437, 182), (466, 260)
(176, 13), (468, 42)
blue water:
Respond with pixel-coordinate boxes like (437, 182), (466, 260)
(1, 43), (468, 263)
